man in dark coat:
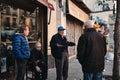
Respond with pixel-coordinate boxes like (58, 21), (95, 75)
(30, 42), (46, 80)
(77, 20), (107, 80)
(50, 26), (75, 80)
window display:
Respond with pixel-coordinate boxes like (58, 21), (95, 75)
(1, 6), (39, 43)
(0, 5), (40, 75)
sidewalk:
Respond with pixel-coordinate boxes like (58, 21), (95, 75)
(47, 54), (113, 80)
(48, 57), (83, 80)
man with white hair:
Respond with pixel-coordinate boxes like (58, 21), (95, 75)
(77, 20), (107, 80)
(50, 26), (75, 80)
(84, 20), (94, 28)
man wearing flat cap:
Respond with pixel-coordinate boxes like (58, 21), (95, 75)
(50, 26), (75, 80)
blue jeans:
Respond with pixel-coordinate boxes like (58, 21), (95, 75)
(83, 72), (102, 80)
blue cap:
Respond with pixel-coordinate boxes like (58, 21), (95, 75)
(58, 26), (65, 31)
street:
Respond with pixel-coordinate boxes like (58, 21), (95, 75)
(47, 53), (113, 80)
(0, 0), (118, 80)
(0, 53), (114, 80)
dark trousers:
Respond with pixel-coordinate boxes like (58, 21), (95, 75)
(34, 62), (46, 80)
(16, 59), (27, 80)
(55, 52), (68, 80)
(34, 71), (42, 80)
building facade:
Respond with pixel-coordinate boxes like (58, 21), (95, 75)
(90, 11), (115, 51)
(47, 0), (90, 68)
(89, 0), (115, 51)
(0, 0), (54, 79)
(79, 0), (115, 51)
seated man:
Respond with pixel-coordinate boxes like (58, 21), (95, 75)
(30, 42), (45, 80)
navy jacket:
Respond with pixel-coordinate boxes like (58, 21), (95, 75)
(50, 33), (75, 59)
(12, 33), (30, 59)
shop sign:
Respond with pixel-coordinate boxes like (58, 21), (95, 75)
(68, 1), (89, 22)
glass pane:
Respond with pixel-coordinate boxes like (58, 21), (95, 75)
(0, 4), (43, 80)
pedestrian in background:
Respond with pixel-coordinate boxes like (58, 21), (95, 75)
(77, 20), (107, 80)
(12, 25), (30, 80)
(50, 26), (75, 80)
(30, 42), (46, 80)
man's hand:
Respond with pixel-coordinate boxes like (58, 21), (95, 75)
(57, 43), (63, 47)
(36, 66), (41, 72)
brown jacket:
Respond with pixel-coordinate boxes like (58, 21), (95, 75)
(77, 28), (107, 73)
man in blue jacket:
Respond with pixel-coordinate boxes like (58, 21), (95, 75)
(12, 25), (30, 80)
(50, 26), (75, 80)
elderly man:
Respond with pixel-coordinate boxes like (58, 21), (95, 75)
(77, 20), (107, 80)
(30, 42), (46, 80)
(50, 26), (75, 80)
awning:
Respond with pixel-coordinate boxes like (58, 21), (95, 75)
(0, 0), (37, 12)
(0, 0), (54, 12)
(37, 0), (54, 10)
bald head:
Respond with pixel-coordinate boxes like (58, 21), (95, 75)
(35, 42), (41, 51)
(84, 20), (94, 29)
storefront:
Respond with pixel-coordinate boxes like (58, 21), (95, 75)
(66, 0), (90, 55)
(0, 0), (54, 79)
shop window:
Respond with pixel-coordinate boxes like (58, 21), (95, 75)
(0, 5), (40, 77)
(1, 6), (39, 43)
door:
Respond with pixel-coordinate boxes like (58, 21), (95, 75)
(66, 15), (83, 56)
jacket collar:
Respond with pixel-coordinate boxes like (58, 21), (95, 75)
(57, 33), (65, 39)
(57, 33), (62, 37)
(85, 28), (96, 32)
(15, 33), (28, 42)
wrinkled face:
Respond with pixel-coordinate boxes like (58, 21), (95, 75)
(58, 30), (64, 36)
(35, 43), (41, 51)
(23, 26), (29, 36)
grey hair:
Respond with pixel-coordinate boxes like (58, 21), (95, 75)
(84, 20), (94, 28)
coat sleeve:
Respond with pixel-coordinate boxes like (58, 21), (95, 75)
(77, 35), (86, 64)
(12, 35), (22, 58)
(40, 52), (45, 63)
(103, 36), (107, 56)
(30, 49), (37, 67)
(50, 36), (58, 50)
(64, 37), (75, 46)
(67, 42), (76, 46)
